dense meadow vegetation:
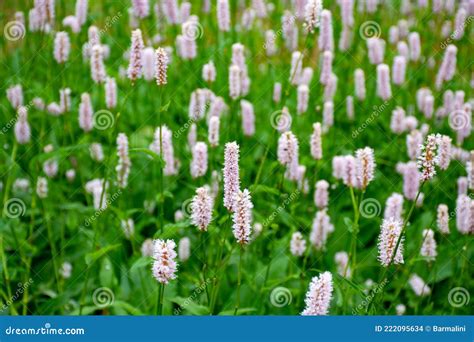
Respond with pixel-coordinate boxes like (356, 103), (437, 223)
(0, 0), (473, 316)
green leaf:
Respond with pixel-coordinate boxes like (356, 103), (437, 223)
(249, 184), (280, 196)
(57, 202), (89, 211)
(130, 256), (152, 272)
(100, 257), (117, 288)
(160, 100), (171, 112)
(85, 244), (121, 266)
(28, 144), (89, 170)
(267, 255), (289, 280)
(334, 274), (366, 298)
(168, 296), (210, 315)
(218, 307), (257, 315)
(129, 148), (164, 167)
(70, 306), (97, 315)
(334, 285), (343, 307)
(343, 217), (353, 232)
(111, 300), (144, 315)
(433, 258), (454, 282)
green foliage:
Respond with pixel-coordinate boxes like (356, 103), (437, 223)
(0, 0), (472, 317)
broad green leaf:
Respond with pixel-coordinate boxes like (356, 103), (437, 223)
(218, 307), (257, 315)
(85, 244), (121, 266)
(168, 296), (210, 315)
(100, 257), (117, 288)
(111, 300), (144, 315)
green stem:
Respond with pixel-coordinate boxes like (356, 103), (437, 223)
(158, 89), (164, 234)
(366, 185), (424, 313)
(298, 254), (308, 309)
(387, 214), (438, 313)
(156, 283), (164, 315)
(311, 160), (319, 193)
(259, 251), (274, 314)
(200, 232), (210, 304)
(278, 164), (285, 191)
(346, 187), (360, 277)
(394, 187), (424, 260)
(79, 91), (123, 314)
(0, 237), (18, 315)
(44, 208), (60, 294)
(209, 239), (224, 314)
(2, 142), (18, 209)
(210, 217), (235, 314)
(282, 35), (311, 106)
(79, 225), (98, 315)
(234, 245), (243, 315)
(253, 143), (270, 187)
